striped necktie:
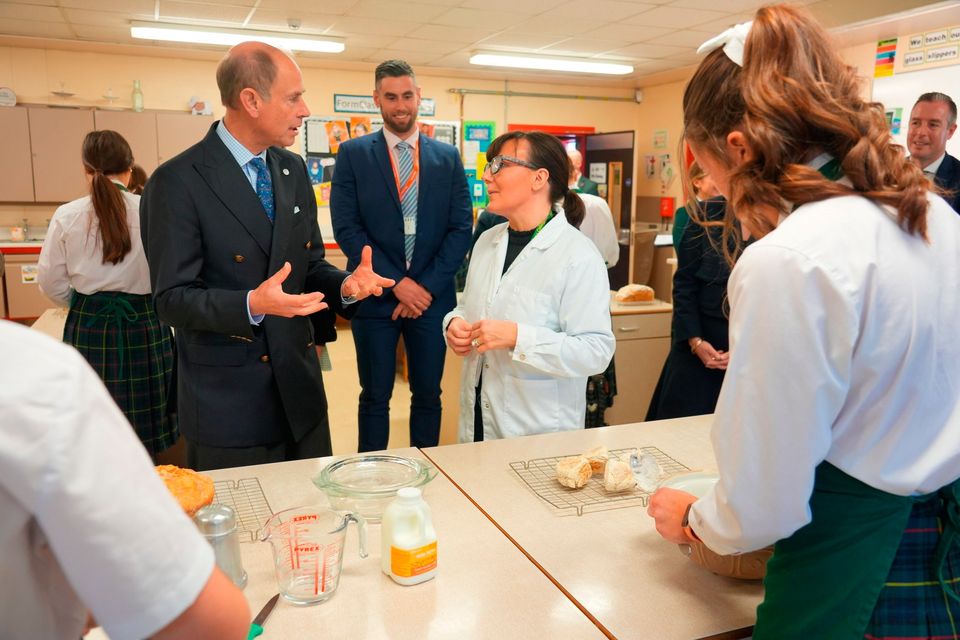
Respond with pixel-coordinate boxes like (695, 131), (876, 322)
(249, 157), (275, 223)
(396, 141), (417, 263)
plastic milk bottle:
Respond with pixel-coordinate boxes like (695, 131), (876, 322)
(381, 487), (437, 585)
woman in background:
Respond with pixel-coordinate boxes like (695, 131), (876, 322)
(128, 163), (148, 195)
(444, 131), (614, 442)
(648, 6), (960, 637)
(38, 130), (177, 458)
(670, 162), (719, 248)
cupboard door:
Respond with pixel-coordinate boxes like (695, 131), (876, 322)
(156, 113), (214, 165)
(0, 107), (35, 202)
(94, 110), (159, 175)
(4, 254), (50, 320)
(28, 107), (94, 203)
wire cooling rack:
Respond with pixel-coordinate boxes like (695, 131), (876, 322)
(213, 478), (273, 542)
(509, 447), (689, 516)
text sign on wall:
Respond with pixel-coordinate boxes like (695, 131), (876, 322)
(333, 94), (436, 116)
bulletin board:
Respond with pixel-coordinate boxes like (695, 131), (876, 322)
(872, 63), (960, 157)
(302, 117), (460, 239)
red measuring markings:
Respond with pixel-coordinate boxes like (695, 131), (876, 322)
(292, 514), (318, 522)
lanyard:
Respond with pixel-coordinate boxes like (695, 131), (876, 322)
(388, 141), (420, 201)
(531, 210), (556, 240)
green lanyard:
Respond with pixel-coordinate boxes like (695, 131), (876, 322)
(110, 180), (129, 192)
(531, 210), (555, 240)
(817, 157), (843, 181)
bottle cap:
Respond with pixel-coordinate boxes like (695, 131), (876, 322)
(193, 504), (237, 537)
(396, 487), (422, 502)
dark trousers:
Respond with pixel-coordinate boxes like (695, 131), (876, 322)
(352, 313), (446, 452)
(185, 417), (332, 471)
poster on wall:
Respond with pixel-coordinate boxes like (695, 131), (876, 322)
(875, 38), (897, 77)
(333, 93), (436, 116)
(653, 129), (668, 150)
(462, 121), (496, 208)
(885, 107), (903, 135)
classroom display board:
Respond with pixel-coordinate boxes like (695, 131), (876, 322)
(872, 63), (960, 158)
(301, 116), (460, 240)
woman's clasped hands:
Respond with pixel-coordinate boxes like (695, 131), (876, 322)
(446, 317), (518, 355)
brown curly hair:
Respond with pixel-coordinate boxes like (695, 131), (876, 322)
(682, 4), (930, 264)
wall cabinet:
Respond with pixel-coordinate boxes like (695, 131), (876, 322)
(604, 307), (672, 426)
(94, 110), (160, 174)
(29, 107), (94, 203)
(0, 108), (36, 201)
(157, 113), (214, 164)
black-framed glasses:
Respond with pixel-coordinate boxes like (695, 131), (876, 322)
(485, 155), (541, 175)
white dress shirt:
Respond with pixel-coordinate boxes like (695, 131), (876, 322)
(38, 189), (151, 306)
(382, 126), (421, 181)
(689, 193), (960, 555)
(922, 152), (946, 176)
(444, 209), (615, 441)
(577, 192), (620, 267)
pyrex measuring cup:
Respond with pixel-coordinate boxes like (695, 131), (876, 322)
(261, 506), (368, 604)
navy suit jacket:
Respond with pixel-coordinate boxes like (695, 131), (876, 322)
(141, 122), (351, 447)
(330, 130), (472, 318)
(934, 152), (960, 214)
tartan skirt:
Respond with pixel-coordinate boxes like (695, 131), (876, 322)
(64, 291), (178, 455)
(865, 489), (960, 640)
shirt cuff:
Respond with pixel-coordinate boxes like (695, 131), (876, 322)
(340, 276), (357, 305)
(246, 291), (265, 325)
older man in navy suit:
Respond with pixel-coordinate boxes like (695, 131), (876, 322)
(332, 60), (472, 452)
(908, 92), (960, 214)
(141, 42), (393, 470)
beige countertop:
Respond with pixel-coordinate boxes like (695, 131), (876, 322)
(183, 449), (603, 639)
(423, 416), (761, 640)
(609, 292), (672, 316)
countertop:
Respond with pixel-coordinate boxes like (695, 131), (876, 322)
(609, 293), (672, 316)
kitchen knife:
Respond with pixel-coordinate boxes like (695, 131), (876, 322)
(247, 593), (280, 640)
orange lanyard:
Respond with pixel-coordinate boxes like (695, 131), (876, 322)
(388, 141), (419, 201)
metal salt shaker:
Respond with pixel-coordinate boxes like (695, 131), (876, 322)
(194, 504), (247, 588)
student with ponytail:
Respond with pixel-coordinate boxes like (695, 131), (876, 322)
(647, 5), (960, 638)
(39, 130), (177, 458)
(444, 131), (614, 441)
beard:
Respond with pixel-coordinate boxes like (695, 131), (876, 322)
(381, 110), (417, 135)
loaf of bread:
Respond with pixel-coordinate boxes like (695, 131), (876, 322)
(615, 283), (655, 303)
(583, 446), (609, 473)
(556, 456), (592, 489)
(603, 458), (637, 492)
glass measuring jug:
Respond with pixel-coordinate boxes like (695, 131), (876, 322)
(261, 506), (368, 604)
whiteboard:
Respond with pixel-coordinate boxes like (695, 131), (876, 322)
(872, 64), (960, 157)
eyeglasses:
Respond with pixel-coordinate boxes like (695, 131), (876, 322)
(484, 155), (541, 175)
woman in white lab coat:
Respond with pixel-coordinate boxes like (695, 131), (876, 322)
(444, 131), (615, 442)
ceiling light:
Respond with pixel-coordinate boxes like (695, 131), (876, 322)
(130, 22), (345, 53)
(469, 53), (633, 75)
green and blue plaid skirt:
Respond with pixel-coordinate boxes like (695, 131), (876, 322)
(865, 488), (960, 640)
(64, 291), (178, 455)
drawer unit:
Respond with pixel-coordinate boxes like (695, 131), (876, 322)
(605, 308), (672, 426)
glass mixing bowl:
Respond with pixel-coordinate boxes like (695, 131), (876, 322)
(312, 455), (437, 523)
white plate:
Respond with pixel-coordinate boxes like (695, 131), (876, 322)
(616, 299), (656, 306)
(659, 471), (718, 497)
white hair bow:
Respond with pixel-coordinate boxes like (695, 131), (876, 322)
(696, 21), (753, 67)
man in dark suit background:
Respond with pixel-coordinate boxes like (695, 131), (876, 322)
(908, 91), (960, 213)
(141, 42), (393, 470)
(331, 60), (472, 452)
(568, 147), (599, 195)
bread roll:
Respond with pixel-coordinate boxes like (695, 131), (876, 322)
(603, 459), (636, 492)
(156, 465), (215, 516)
(583, 445), (609, 473)
(556, 456), (592, 489)
(615, 284), (655, 303)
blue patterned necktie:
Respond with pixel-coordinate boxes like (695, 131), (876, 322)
(249, 156), (275, 223)
(396, 141), (418, 263)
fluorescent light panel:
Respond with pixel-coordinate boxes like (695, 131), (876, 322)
(470, 53), (632, 75)
(130, 22), (344, 53)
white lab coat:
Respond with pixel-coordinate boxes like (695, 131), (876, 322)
(577, 192), (621, 267)
(444, 209), (615, 442)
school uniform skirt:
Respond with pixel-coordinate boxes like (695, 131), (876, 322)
(64, 291), (178, 455)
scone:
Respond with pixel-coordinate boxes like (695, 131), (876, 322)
(583, 446), (609, 473)
(556, 456), (592, 489)
(615, 283), (655, 303)
(603, 458), (636, 492)
(156, 465), (215, 516)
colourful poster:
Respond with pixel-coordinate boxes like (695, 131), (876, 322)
(885, 107), (903, 135)
(874, 38), (897, 78)
(463, 121), (496, 208)
(349, 116), (372, 138)
(324, 120), (349, 152)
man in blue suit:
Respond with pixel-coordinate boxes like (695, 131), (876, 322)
(908, 92), (960, 214)
(331, 60), (472, 451)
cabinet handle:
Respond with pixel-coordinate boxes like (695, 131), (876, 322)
(617, 326), (640, 332)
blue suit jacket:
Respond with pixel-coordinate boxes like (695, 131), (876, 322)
(330, 130), (472, 317)
(934, 152), (960, 214)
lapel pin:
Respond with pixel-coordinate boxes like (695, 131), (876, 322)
(282, 168), (290, 176)
(293, 205), (301, 214)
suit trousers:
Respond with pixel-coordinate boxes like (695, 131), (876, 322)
(352, 313), (446, 451)
(185, 416), (332, 471)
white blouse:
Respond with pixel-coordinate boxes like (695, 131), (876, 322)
(37, 190), (152, 306)
(689, 193), (960, 555)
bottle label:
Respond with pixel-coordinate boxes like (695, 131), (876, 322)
(391, 541), (437, 577)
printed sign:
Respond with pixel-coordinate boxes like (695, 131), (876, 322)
(952, 27), (960, 41)
(925, 30), (949, 46)
(588, 162), (607, 184)
(333, 94), (435, 116)
(908, 34), (924, 49)
(653, 129), (668, 149)
(926, 45), (959, 63)
(20, 264), (37, 284)
(904, 52), (925, 67)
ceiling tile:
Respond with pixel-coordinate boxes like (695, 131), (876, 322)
(345, 0), (450, 22)
(691, 12), (753, 34)
(430, 8), (528, 31)
(580, 23), (673, 42)
(475, 32), (569, 50)
(0, 17), (74, 38)
(255, 0), (358, 14)
(324, 16), (420, 37)
(508, 15), (606, 37)
(63, 8), (154, 28)
(381, 37), (464, 55)
(458, 0), (556, 14)
(668, 0), (765, 11)
(159, 1), (254, 24)
(540, 37), (635, 56)
(545, 0), (654, 22)
(339, 34), (393, 48)
(406, 23), (499, 43)
(625, 5), (731, 28)
(245, 10), (337, 31)
(331, 45), (378, 60)
(0, 3), (64, 21)
(5, 0), (58, 5)
(58, 0), (155, 11)
(72, 25), (138, 42)
(644, 28), (714, 48)
(604, 41), (689, 58)
(363, 49), (438, 65)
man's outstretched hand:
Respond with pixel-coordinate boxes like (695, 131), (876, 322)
(342, 245), (396, 300)
(249, 262), (327, 318)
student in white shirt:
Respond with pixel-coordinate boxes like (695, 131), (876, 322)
(38, 130), (177, 458)
(647, 6), (960, 638)
(0, 319), (249, 639)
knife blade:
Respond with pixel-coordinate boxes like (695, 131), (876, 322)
(247, 594), (280, 640)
